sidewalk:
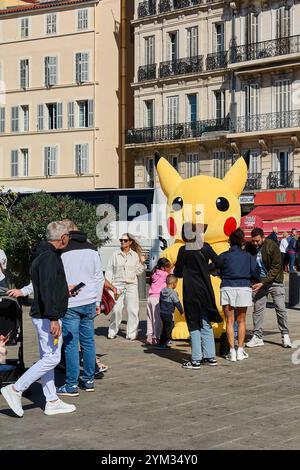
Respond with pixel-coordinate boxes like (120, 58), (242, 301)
(1, 302), (300, 450)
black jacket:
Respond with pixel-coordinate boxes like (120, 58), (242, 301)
(30, 241), (69, 321)
(174, 245), (222, 331)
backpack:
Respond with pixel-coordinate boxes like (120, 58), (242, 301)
(100, 287), (115, 315)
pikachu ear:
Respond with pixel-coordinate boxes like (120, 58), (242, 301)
(223, 151), (250, 197)
(155, 151), (182, 198)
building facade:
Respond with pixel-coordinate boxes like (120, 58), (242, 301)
(126, 0), (300, 207)
(0, 0), (133, 192)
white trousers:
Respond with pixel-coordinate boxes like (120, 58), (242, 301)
(15, 318), (62, 402)
(108, 283), (140, 340)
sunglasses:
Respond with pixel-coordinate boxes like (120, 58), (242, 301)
(119, 239), (129, 242)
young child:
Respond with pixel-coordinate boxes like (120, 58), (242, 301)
(147, 258), (172, 345)
(157, 274), (184, 349)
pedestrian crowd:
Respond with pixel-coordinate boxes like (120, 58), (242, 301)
(0, 220), (296, 417)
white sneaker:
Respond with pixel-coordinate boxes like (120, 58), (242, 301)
(226, 349), (237, 362)
(282, 334), (293, 348)
(44, 399), (76, 416)
(246, 335), (264, 348)
(1, 384), (24, 417)
(237, 348), (249, 361)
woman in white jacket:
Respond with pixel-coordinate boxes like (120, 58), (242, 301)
(105, 234), (146, 340)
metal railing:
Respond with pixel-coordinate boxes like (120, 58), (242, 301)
(206, 51), (228, 70)
(138, 64), (157, 82)
(126, 117), (230, 144)
(245, 173), (262, 191)
(267, 171), (294, 189)
(138, 0), (156, 17)
(159, 55), (204, 78)
(231, 34), (300, 63)
(231, 111), (300, 133)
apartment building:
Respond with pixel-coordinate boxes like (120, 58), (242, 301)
(126, 0), (300, 204)
(0, 0), (133, 192)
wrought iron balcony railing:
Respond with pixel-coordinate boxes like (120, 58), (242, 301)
(267, 171), (294, 189)
(230, 111), (300, 133)
(138, 0), (156, 18)
(126, 117), (230, 144)
(138, 64), (157, 82)
(231, 34), (300, 64)
(159, 55), (204, 78)
(245, 173), (262, 191)
(158, 0), (204, 14)
(206, 51), (228, 70)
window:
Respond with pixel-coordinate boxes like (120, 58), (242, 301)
(144, 100), (154, 128)
(11, 150), (19, 177)
(44, 146), (58, 176)
(68, 102), (75, 128)
(46, 103), (63, 130)
(276, 6), (291, 39)
(249, 151), (261, 174)
(187, 27), (198, 57)
(275, 79), (291, 113)
(245, 12), (259, 44)
(214, 90), (226, 120)
(146, 158), (154, 188)
(75, 53), (89, 83)
(145, 36), (155, 65)
(168, 155), (179, 172)
(187, 153), (200, 178)
(78, 9), (88, 30)
(187, 94), (197, 123)
(20, 18), (29, 39)
(75, 143), (89, 175)
(21, 105), (29, 132)
(78, 100), (94, 128)
(21, 148), (29, 176)
(20, 59), (29, 89)
(44, 56), (58, 87)
(11, 106), (19, 132)
(46, 13), (57, 35)
(37, 104), (44, 131)
(167, 96), (179, 124)
(213, 151), (226, 178)
(168, 32), (178, 61)
(214, 23), (225, 53)
(0, 107), (5, 133)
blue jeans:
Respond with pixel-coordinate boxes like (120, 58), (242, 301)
(289, 253), (296, 272)
(190, 314), (216, 362)
(62, 303), (96, 386)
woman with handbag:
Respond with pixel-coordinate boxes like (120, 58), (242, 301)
(105, 234), (146, 340)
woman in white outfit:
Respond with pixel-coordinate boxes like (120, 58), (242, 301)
(105, 234), (146, 340)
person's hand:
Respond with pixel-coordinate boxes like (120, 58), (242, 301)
(112, 287), (119, 300)
(252, 283), (263, 293)
(140, 253), (148, 263)
(68, 285), (79, 297)
(7, 289), (23, 298)
(50, 320), (61, 338)
(96, 305), (101, 316)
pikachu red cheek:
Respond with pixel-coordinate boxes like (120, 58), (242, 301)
(224, 217), (237, 237)
(167, 217), (177, 237)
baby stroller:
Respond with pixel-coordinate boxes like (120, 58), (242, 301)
(0, 288), (26, 389)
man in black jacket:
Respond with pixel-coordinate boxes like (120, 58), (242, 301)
(1, 221), (76, 418)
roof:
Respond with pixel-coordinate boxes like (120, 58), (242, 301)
(0, 0), (98, 16)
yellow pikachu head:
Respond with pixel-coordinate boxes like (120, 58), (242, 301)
(155, 151), (249, 244)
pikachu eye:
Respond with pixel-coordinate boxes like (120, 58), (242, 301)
(172, 197), (183, 211)
(216, 197), (229, 212)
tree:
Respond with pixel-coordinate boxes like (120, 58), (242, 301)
(0, 192), (102, 286)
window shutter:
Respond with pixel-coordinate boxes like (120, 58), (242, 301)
(68, 102), (75, 128)
(57, 102), (63, 129)
(50, 146), (57, 175)
(81, 143), (88, 174)
(44, 147), (50, 176)
(37, 104), (44, 130)
(0, 108), (5, 133)
(44, 56), (49, 86)
(75, 53), (81, 83)
(49, 57), (57, 86)
(11, 150), (18, 177)
(88, 100), (94, 127)
(11, 106), (19, 132)
(81, 53), (89, 82)
(20, 60), (26, 88)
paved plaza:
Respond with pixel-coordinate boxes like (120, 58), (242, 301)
(1, 300), (300, 450)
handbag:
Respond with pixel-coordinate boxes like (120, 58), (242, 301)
(100, 287), (115, 316)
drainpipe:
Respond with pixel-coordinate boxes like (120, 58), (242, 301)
(120, 0), (127, 188)
(229, 2), (237, 130)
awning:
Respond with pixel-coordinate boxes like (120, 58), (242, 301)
(250, 205), (300, 221)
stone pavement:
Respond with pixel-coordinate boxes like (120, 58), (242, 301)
(1, 301), (300, 450)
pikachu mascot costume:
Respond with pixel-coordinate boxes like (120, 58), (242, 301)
(155, 151), (249, 340)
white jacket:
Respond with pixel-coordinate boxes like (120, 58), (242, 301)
(105, 249), (145, 285)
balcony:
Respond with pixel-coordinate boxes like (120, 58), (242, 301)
(231, 111), (300, 134)
(159, 55), (204, 78)
(206, 51), (228, 71)
(245, 173), (262, 191)
(138, 1), (156, 18)
(126, 117), (230, 144)
(267, 171), (294, 190)
(158, 0), (204, 14)
(138, 64), (157, 82)
(231, 34), (300, 64)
